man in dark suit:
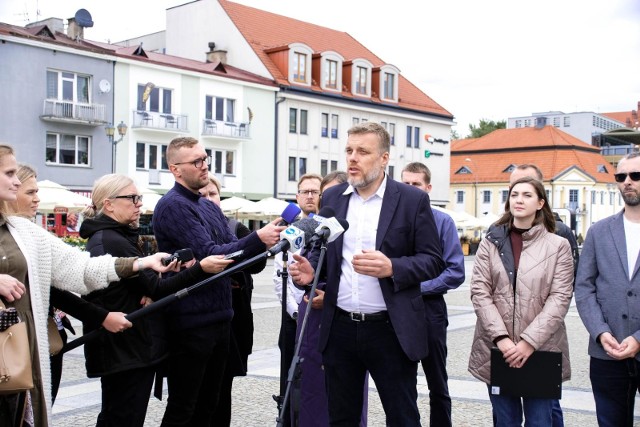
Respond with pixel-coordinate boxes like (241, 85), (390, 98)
(290, 122), (443, 426)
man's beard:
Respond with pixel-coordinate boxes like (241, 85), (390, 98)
(348, 167), (382, 190)
(621, 188), (640, 206)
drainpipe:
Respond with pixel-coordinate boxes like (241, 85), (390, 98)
(274, 93), (286, 197)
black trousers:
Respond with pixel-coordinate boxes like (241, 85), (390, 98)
(161, 321), (230, 427)
(277, 312), (297, 427)
(96, 366), (156, 427)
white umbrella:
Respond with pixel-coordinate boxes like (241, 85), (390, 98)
(138, 186), (163, 214)
(237, 197), (290, 220)
(476, 212), (501, 229)
(432, 206), (482, 229)
(37, 179), (92, 212)
(220, 196), (258, 215)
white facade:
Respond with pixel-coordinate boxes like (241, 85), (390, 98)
(508, 111), (624, 145)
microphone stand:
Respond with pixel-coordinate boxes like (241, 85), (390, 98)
(60, 250), (272, 354)
(276, 239), (328, 427)
(272, 250), (290, 423)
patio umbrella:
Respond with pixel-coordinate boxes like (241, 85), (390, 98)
(138, 186), (163, 214)
(220, 196), (258, 216)
(37, 179), (92, 212)
(237, 197), (291, 221)
(432, 206), (482, 229)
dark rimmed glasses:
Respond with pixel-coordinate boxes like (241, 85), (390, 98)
(113, 194), (143, 204)
(614, 172), (640, 183)
(173, 156), (211, 169)
(297, 190), (321, 197)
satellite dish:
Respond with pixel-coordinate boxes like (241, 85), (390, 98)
(74, 9), (94, 28)
(99, 79), (111, 94)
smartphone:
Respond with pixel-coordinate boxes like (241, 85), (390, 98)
(161, 248), (195, 266)
(224, 250), (244, 260)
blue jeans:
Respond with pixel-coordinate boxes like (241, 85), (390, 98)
(488, 386), (553, 427)
(590, 356), (640, 427)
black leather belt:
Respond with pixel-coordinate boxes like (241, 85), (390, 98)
(336, 307), (389, 322)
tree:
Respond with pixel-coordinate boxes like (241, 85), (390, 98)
(450, 129), (460, 141)
(467, 119), (506, 138)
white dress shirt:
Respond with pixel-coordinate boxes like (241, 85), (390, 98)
(337, 175), (388, 313)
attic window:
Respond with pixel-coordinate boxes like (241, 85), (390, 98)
(597, 164), (608, 173)
(503, 164), (516, 173)
(36, 26), (55, 39)
(133, 44), (148, 58)
(379, 64), (400, 102)
(288, 43), (313, 87)
(456, 166), (473, 174)
(293, 52), (307, 83)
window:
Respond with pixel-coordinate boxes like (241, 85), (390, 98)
(326, 59), (338, 89)
(591, 190), (596, 204)
(288, 157), (296, 181)
(321, 160), (328, 176)
(383, 72), (395, 99)
(414, 127), (420, 148)
(501, 190), (509, 204)
(47, 70), (90, 104)
(381, 121), (387, 129)
(205, 95), (235, 122)
(546, 189), (551, 202)
(569, 189), (578, 203)
(138, 84), (172, 114)
(136, 143), (168, 170)
(503, 164), (516, 173)
(207, 149), (235, 175)
(563, 116), (571, 127)
(515, 120), (522, 128)
(331, 114), (339, 138)
(356, 66), (367, 95)
(388, 165), (394, 180)
(289, 108), (297, 133)
(293, 52), (307, 83)
(610, 191), (615, 205)
(299, 157), (307, 177)
(456, 166), (472, 174)
(600, 191), (604, 204)
(321, 113), (329, 137)
(524, 119), (531, 127)
(456, 191), (464, 204)
(331, 160), (338, 171)
(406, 126), (413, 148)
(483, 190), (491, 203)
(300, 110), (308, 135)
(389, 123), (395, 145)
(353, 117), (360, 126)
(597, 164), (608, 173)
(553, 117), (560, 127)
(45, 133), (90, 166)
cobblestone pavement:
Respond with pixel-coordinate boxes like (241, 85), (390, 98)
(52, 257), (640, 426)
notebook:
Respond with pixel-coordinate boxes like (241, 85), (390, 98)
(490, 348), (562, 399)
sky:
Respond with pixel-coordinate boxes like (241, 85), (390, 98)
(2, 0), (639, 137)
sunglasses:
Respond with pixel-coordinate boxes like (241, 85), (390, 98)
(613, 172), (640, 183)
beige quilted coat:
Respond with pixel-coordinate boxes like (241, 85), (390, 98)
(468, 223), (574, 384)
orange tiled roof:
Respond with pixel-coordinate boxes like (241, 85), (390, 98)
(450, 126), (616, 185)
(602, 111), (631, 124)
(219, 0), (452, 119)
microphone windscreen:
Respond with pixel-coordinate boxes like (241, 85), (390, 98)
(337, 218), (349, 231)
(317, 206), (335, 218)
(293, 217), (320, 243)
(280, 203), (302, 225)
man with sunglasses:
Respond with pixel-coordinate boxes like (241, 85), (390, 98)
(153, 137), (285, 426)
(576, 152), (640, 426)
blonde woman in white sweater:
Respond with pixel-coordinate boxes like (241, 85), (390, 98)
(0, 145), (175, 426)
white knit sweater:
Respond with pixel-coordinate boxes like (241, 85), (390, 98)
(6, 216), (119, 423)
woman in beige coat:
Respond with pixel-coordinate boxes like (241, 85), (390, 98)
(468, 176), (574, 426)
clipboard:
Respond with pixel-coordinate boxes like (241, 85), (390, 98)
(490, 348), (562, 399)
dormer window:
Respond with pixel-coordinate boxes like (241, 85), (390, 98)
(356, 66), (367, 95)
(350, 59), (373, 98)
(293, 52), (307, 83)
(377, 65), (400, 103)
(319, 51), (344, 92)
(288, 43), (313, 87)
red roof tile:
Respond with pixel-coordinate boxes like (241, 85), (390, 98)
(219, 0), (452, 118)
(450, 126), (616, 184)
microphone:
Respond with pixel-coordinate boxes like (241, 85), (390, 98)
(279, 203), (302, 226)
(307, 217), (349, 247)
(267, 225), (305, 256)
(295, 206), (335, 247)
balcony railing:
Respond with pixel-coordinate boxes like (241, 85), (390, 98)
(131, 110), (188, 132)
(41, 99), (106, 124)
(201, 119), (251, 138)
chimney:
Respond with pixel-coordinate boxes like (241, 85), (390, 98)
(205, 42), (227, 65)
(67, 17), (84, 40)
(534, 116), (547, 129)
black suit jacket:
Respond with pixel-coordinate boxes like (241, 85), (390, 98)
(315, 178), (444, 361)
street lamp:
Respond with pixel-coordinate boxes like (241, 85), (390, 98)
(465, 157), (478, 217)
(105, 121), (128, 173)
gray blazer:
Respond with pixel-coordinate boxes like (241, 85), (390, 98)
(575, 211), (640, 361)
